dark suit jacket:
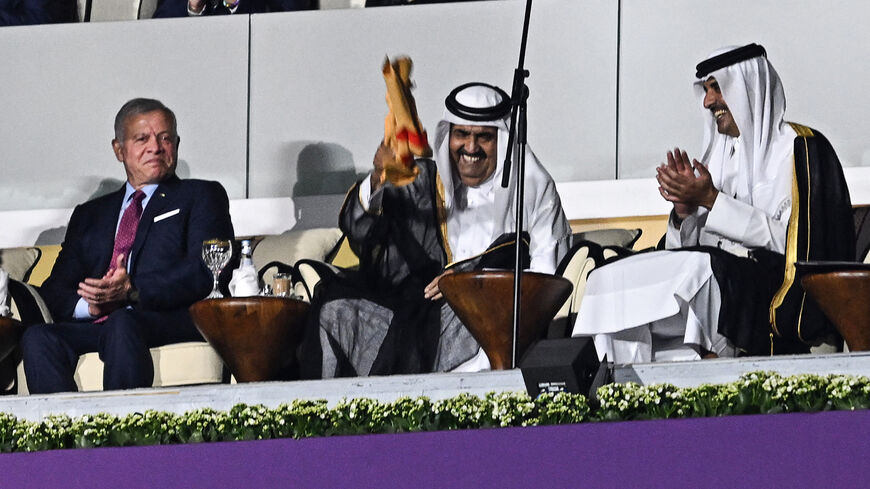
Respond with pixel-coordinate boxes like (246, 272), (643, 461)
(0, 0), (77, 26)
(152, 0), (311, 18)
(40, 175), (235, 322)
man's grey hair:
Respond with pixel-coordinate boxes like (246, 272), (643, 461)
(113, 98), (178, 142)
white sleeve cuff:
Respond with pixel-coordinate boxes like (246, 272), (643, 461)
(357, 174), (385, 212)
(73, 297), (95, 320)
(665, 208), (706, 249)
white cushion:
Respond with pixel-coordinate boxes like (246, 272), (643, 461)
(0, 247), (40, 282)
(554, 245), (596, 321)
(88, 0), (141, 21)
(294, 260), (339, 302)
(253, 227), (342, 285)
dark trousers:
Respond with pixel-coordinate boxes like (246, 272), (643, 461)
(20, 308), (203, 394)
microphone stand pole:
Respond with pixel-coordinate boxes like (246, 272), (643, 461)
(502, 0), (533, 369)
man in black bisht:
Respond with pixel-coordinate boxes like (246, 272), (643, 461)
(300, 83), (569, 378)
(573, 44), (854, 361)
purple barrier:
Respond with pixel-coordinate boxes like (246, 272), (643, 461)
(1, 409), (868, 488)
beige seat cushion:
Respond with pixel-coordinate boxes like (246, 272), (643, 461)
(17, 341), (224, 394)
(253, 227), (343, 285)
(602, 248), (619, 260)
(0, 247), (41, 282)
(294, 260), (341, 302)
(86, 0), (143, 21)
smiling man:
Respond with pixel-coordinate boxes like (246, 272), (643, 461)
(20, 98), (235, 393)
(301, 83), (570, 378)
(572, 44), (854, 362)
(703, 77), (739, 138)
(448, 124), (498, 186)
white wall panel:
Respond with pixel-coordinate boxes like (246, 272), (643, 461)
(618, 0), (870, 178)
(3, 0), (866, 232)
(247, 0), (617, 221)
(0, 16), (249, 212)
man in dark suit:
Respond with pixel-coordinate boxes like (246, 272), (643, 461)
(20, 98), (235, 393)
(152, 0), (311, 17)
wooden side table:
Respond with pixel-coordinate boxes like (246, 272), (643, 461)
(798, 262), (870, 351)
(439, 271), (572, 370)
(189, 297), (309, 382)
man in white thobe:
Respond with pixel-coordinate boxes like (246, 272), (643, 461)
(572, 43), (853, 363)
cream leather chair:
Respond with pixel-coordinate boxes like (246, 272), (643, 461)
(78, 0), (158, 22)
(3, 247), (225, 394)
(16, 342), (224, 394)
(549, 241), (600, 339)
(252, 227), (345, 302)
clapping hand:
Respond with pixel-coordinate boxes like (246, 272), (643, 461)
(79, 253), (133, 317)
(656, 147), (718, 220)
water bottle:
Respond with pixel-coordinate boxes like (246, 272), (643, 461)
(229, 239), (260, 297)
(240, 239), (254, 267)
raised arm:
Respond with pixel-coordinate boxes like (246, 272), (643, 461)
(658, 146), (789, 252)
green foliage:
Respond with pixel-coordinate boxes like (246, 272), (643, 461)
(174, 408), (227, 443)
(593, 371), (870, 419)
(70, 413), (121, 449)
(385, 396), (435, 433)
(273, 399), (331, 439)
(535, 392), (590, 425)
(116, 410), (178, 446)
(17, 414), (75, 452)
(329, 397), (393, 435)
(0, 412), (18, 453)
(224, 404), (277, 441)
(597, 382), (690, 421)
(1, 371), (868, 453)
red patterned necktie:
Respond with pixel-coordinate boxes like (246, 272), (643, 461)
(94, 190), (145, 323)
(108, 190), (146, 273)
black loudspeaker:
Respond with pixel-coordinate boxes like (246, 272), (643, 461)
(520, 338), (609, 399)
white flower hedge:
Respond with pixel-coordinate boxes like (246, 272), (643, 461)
(1, 371), (869, 452)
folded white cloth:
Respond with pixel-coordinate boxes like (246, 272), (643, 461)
(229, 263), (260, 297)
(0, 268), (9, 317)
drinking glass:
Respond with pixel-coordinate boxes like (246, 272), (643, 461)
(272, 272), (293, 297)
(202, 238), (232, 299)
